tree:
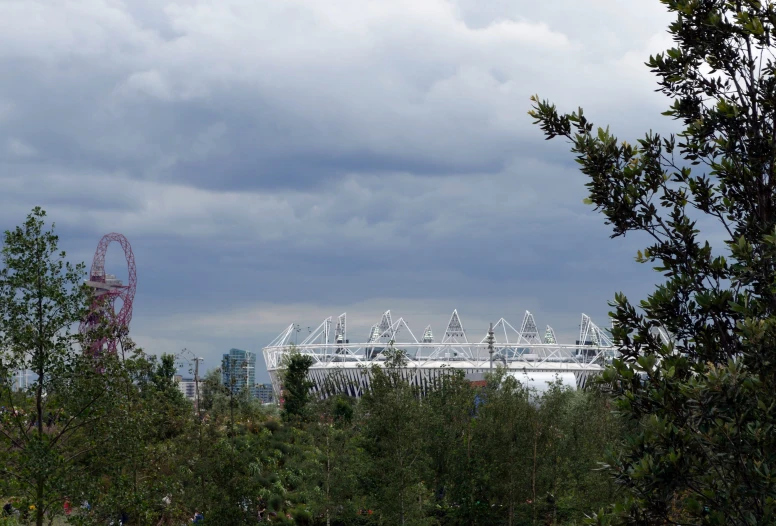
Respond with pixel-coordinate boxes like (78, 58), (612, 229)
(472, 372), (535, 526)
(421, 370), (479, 526)
(297, 395), (365, 526)
(190, 378), (305, 525)
(78, 348), (194, 525)
(0, 208), (123, 526)
(200, 367), (223, 412)
(281, 351), (314, 422)
(530, 1), (776, 523)
(530, 382), (619, 525)
(359, 348), (433, 526)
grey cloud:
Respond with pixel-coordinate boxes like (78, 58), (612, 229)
(0, 0), (674, 193)
(0, 0), (676, 372)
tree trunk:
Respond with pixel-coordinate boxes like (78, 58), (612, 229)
(36, 264), (45, 526)
(532, 431), (538, 526)
(326, 426), (331, 526)
(400, 486), (405, 526)
(400, 458), (405, 526)
(553, 461), (558, 526)
(36, 479), (44, 526)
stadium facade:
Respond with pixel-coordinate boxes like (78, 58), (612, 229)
(262, 310), (619, 400)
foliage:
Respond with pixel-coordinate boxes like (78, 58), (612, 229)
(281, 351), (314, 422)
(529, 0), (776, 523)
(305, 395), (363, 525)
(73, 347), (194, 525)
(200, 368), (223, 412)
(0, 208), (622, 525)
(0, 208), (119, 526)
(170, 360), (618, 525)
(359, 349), (434, 526)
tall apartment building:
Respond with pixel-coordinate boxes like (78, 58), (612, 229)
(221, 348), (256, 394)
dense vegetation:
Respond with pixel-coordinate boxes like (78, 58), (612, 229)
(2, 350), (622, 526)
(0, 210), (617, 526)
(0, 209), (620, 526)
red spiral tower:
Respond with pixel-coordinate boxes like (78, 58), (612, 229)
(80, 233), (137, 353)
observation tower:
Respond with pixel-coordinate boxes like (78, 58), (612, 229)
(80, 233), (136, 353)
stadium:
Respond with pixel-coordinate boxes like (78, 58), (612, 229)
(262, 309), (619, 399)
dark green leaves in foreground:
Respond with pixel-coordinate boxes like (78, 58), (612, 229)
(531, 0), (776, 523)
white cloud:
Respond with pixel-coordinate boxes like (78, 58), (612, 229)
(5, 138), (36, 158)
(118, 70), (174, 101)
(0, 0), (675, 181)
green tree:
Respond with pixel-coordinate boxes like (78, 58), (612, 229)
(421, 370), (479, 525)
(530, 382), (619, 525)
(530, 1), (776, 523)
(472, 371), (535, 526)
(191, 388), (308, 525)
(282, 351), (314, 422)
(302, 395), (365, 526)
(200, 367), (223, 411)
(0, 208), (123, 526)
(359, 348), (433, 526)
(75, 348), (194, 525)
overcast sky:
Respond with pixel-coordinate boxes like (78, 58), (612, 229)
(0, 0), (678, 382)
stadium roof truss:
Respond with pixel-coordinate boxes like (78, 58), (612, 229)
(263, 310), (618, 373)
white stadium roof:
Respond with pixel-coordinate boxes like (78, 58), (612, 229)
(263, 309), (617, 398)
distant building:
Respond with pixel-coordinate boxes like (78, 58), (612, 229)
(174, 375), (201, 401)
(253, 383), (275, 404)
(221, 348), (256, 394)
(11, 370), (29, 392)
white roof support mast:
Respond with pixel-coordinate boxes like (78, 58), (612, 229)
(518, 311), (542, 345)
(334, 313), (347, 344)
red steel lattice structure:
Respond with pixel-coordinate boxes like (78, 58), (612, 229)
(79, 233), (137, 353)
